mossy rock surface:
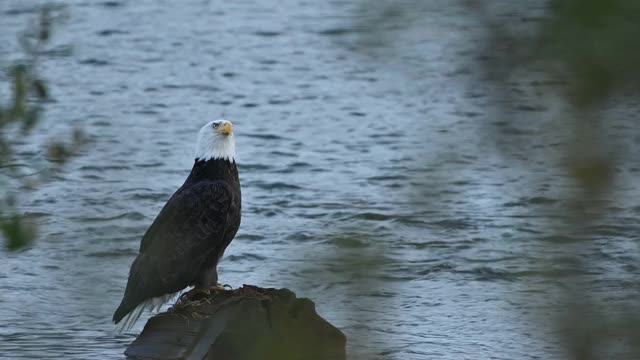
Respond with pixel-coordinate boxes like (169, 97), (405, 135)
(125, 285), (346, 360)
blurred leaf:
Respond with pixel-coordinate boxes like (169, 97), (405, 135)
(72, 128), (88, 146)
(6, 194), (16, 207)
(2, 214), (36, 251)
(22, 108), (41, 133)
(46, 143), (69, 163)
(12, 65), (27, 114)
(33, 79), (48, 99)
(570, 157), (612, 194)
(0, 141), (11, 162)
(39, 7), (51, 41)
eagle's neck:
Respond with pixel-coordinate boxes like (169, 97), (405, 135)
(187, 158), (239, 185)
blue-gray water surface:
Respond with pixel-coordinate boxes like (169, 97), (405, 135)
(2, 1), (640, 359)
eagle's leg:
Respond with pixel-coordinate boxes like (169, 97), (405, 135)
(188, 266), (230, 295)
(197, 265), (218, 288)
(209, 284), (226, 291)
(203, 267), (232, 290)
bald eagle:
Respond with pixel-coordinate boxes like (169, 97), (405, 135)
(113, 120), (241, 329)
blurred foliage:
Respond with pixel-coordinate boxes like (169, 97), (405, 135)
(534, 0), (640, 106)
(469, 0), (640, 107)
(346, 0), (640, 358)
(1, 4), (83, 251)
(471, 0), (640, 358)
(467, 0), (637, 221)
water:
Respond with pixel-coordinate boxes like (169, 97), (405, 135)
(2, 0), (640, 359)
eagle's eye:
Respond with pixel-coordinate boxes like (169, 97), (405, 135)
(213, 123), (219, 129)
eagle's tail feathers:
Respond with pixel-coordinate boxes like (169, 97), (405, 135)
(114, 303), (146, 334)
(113, 292), (180, 334)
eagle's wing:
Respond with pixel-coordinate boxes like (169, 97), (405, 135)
(113, 181), (232, 324)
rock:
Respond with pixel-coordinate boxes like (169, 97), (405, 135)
(125, 285), (346, 360)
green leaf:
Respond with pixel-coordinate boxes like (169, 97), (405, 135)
(2, 215), (36, 251)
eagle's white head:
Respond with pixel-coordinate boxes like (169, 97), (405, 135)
(194, 119), (236, 162)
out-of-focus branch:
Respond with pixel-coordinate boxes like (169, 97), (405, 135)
(1, 4), (84, 251)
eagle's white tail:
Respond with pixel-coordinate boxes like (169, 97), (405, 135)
(114, 292), (179, 333)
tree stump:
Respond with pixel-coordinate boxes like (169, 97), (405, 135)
(125, 285), (346, 360)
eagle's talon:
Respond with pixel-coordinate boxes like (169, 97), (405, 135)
(209, 284), (226, 292)
(180, 288), (210, 303)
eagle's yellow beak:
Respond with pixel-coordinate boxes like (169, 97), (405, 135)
(217, 121), (232, 135)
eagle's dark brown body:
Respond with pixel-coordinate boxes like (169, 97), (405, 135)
(113, 158), (241, 325)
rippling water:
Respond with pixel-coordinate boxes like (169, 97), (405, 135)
(2, 1), (640, 359)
